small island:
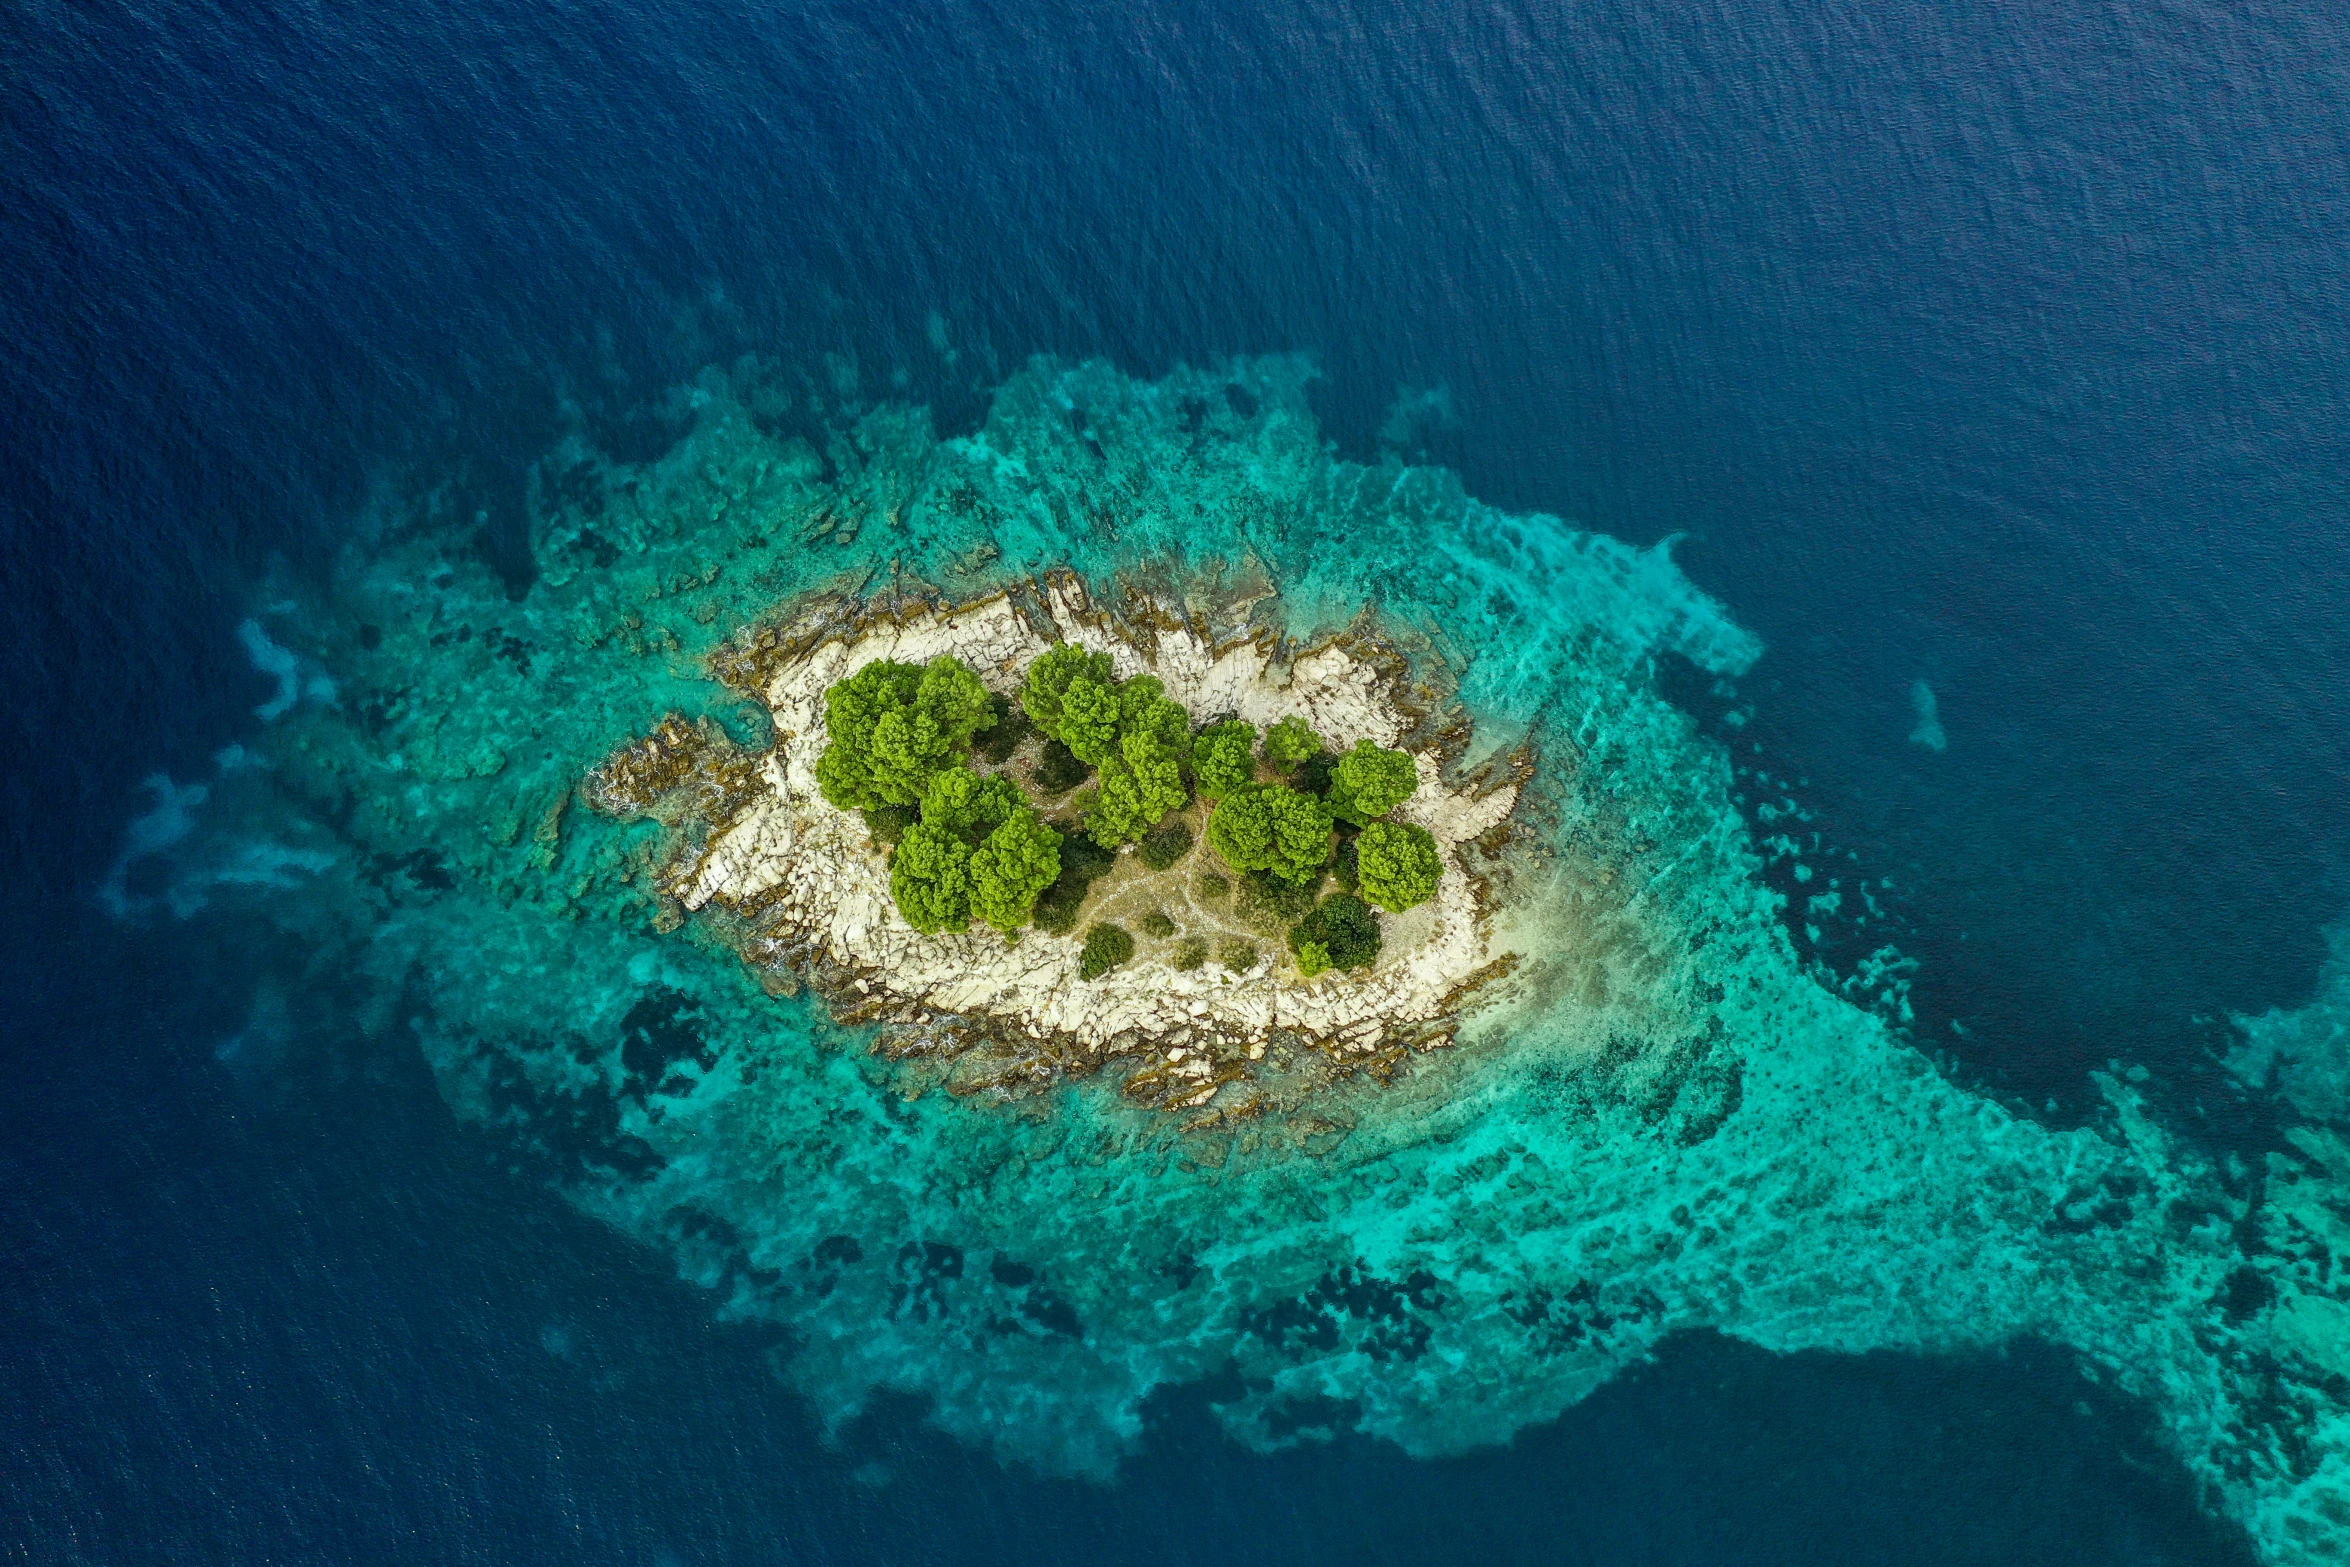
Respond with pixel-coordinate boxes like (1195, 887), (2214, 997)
(587, 574), (1527, 1113)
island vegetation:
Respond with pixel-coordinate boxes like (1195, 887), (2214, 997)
(808, 644), (1440, 981)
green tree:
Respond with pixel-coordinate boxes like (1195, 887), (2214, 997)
(1207, 783), (1333, 884)
(865, 708), (953, 806)
(1356, 819), (1442, 912)
(919, 765), (1023, 842)
(815, 740), (879, 813)
(1289, 892), (1380, 972)
(1263, 714), (1323, 773)
(1327, 739), (1419, 825)
(1055, 672), (1125, 767)
(814, 660), (921, 810)
(968, 809), (1063, 934)
(1086, 730), (1187, 847)
(1116, 675), (1192, 755)
(816, 656), (996, 811)
(1018, 643), (1115, 735)
(917, 656), (996, 748)
(1191, 720), (1257, 800)
(890, 820), (973, 934)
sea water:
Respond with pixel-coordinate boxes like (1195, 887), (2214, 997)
(8, 1), (2350, 1563)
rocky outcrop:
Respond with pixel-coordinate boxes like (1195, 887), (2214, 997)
(602, 576), (1530, 1110)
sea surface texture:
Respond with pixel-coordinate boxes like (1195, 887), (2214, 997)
(7, 2), (2350, 1565)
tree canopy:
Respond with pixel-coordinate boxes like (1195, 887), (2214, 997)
(1288, 892), (1381, 977)
(968, 810), (1063, 934)
(889, 819), (974, 934)
(1191, 720), (1257, 800)
(1356, 819), (1442, 912)
(1207, 782), (1334, 885)
(1327, 739), (1419, 826)
(1017, 643), (1116, 736)
(1055, 671), (1125, 767)
(1262, 714), (1324, 772)
(1086, 728), (1188, 847)
(920, 765), (1023, 842)
(1052, 670), (1189, 772)
(1020, 648), (1192, 842)
(827, 647), (1422, 944)
(1116, 675), (1192, 754)
(815, 656), (997, 811)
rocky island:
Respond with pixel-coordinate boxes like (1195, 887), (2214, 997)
(588, 575), (1527, 1112)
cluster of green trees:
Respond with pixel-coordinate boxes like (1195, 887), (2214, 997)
(812, 656), (996, 811)
(889, 767), (1067, 935)
(812, 643), (1449, 967)
(814, 655), (1063, 935)
(1019, 645), (1192, 848)
(1202, 719), (1442, 913)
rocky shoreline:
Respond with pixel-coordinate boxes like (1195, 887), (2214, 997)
(588, 573), (1536, 1113)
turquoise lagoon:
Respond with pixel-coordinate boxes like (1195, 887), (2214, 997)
(120, 356), (2350, 1563)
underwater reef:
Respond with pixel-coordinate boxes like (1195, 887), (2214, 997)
(117, 355), (2350, 1563)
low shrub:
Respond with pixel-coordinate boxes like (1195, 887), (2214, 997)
(1172, 936), (1209, 971)
(1288, 892), (1380, 973)
(1033, 738), (1090, 796)
(1138, 816), (1194, 870)
(1236, 868), (1320, 934)
(862, 805), (917, 848)
(1294, 748), (1336, 798)
(1032, 834), (1116, 934)
(1195, 870), (1230, 902)
(1033, 885), (1084, 935)
(1216, 938), (1259, 971)
(1139, 908), (1177, 939)
(1079, 922), (1135, 980)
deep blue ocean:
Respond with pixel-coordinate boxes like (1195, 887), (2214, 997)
(5, 0), (2347, 1560)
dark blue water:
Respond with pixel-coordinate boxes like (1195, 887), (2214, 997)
(6, 0), (2346, 1559)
